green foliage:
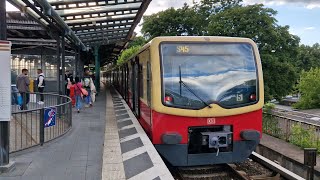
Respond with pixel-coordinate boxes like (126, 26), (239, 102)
(263, 102), (275, 113)
(261, 54), (297, 100)
(263, 114), (282, 138)
(117, 46), (141, 66)
(127, 37), (147, 48)
(263, 115), (320, 152)
(262, 103), (281, 138)
(289, 123), (320, 152)
(142, 6), (204, 39)
(141, 0), (242, 39)
(294, 68), (320, 109)
(296, 43), (320, 72)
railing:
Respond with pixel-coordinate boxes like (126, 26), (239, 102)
(263, 108), (320, 152)
(10, 92), (72, 153)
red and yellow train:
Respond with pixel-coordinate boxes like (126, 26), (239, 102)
(108, 36), (264, 166)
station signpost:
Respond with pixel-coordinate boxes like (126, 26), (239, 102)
(0, 41), (12, 170)
(0, 0), (15, 172)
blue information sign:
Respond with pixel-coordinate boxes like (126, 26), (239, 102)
(44, 107), (56, 128)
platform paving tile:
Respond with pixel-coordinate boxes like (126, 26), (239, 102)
(0, 87), (107, 180)
(119, 127), (138, 139)
(117, 120), (133, 129)
(120, 137), (144, 154)
(114, 106), (125, 110)
(123, 152), (154, 179)
(115, 110), (128, 116)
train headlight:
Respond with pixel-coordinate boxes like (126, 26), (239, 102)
(164, 96), (173, 104)
(249, 94), (257, 101)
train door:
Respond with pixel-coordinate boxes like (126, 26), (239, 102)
(147, 61), (152, 125)
(120, 68), (124, 96)
(132, 57), (140, 117)
(125, 65), (129, 102)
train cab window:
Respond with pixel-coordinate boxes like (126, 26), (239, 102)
(160, 43), (258, 109)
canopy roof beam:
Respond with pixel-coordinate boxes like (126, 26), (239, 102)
(50, 0), (143, 10)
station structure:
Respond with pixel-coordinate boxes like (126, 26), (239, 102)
(0, 0), (152, 169)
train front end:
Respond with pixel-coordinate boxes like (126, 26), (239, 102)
(150, 37), (264, 166)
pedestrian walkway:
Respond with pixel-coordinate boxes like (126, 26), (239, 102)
(0, 86), (107, 180)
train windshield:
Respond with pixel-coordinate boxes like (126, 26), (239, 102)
(161, 43), (258, 109)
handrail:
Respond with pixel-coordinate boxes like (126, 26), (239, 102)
(10, 92), (72, 153)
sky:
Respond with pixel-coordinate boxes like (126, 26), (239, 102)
(5, 0), (320, 45)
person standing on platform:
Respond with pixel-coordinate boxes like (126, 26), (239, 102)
(82, 69), (96, 107)
(67, 77), (76, 107)
(65, 70), (73, 96)
(74, 77), (83, 113)
(16, 69), (30, 110)
(36, 69), (45, 105)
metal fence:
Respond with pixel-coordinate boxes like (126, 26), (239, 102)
(10, 92), (72, 153)
(263, 108), (320, 152)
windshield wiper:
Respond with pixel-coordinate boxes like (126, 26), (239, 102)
(179, 66), (212, 108)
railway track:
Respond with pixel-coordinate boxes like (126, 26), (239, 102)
(272, 107), (320, 125)
(173, 152), (304, 180)
(177, 164), (248, 180)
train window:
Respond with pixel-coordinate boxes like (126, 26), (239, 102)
(160, 43), (258, 109)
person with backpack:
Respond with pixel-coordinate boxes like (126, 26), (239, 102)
(82, 69), (96, 107)
(37, 69), (45, 105)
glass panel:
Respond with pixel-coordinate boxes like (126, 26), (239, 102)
(161, 43), (258, 109)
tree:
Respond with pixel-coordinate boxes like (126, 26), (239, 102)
(207, 4), (300, 100)
(294, 68), (320, 109)
(142, 6), (203, 39)
(127, 36), (147, 48)
(117, 46), (141, 65)
(141, 0), (242, 39)
(296, 43), (320, 72)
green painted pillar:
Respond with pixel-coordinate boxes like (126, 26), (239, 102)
(94, 46), (100, 92)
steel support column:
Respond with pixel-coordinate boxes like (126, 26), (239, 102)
(75, 48), (80, 77)
(56, 35), (61, 94)
(94, 46), (100, 92)
(61, 35), (66, 95)
(0, 0), (9, 167)
(74, 48), (78, 77)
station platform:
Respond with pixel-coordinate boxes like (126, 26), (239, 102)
(0, 85), (108, 180)
(102, 87), (173, 180)
(0, 84), (173, 180)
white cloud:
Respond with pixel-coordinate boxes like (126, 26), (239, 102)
(243, 0), (320, 9)
(136, 0), (195, 35)
(144, 0), (194, 15)
(6, 1), (19, 11)
(304, 27), (316, 30)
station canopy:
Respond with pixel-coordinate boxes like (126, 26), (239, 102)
(8, 0), (151, 64)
